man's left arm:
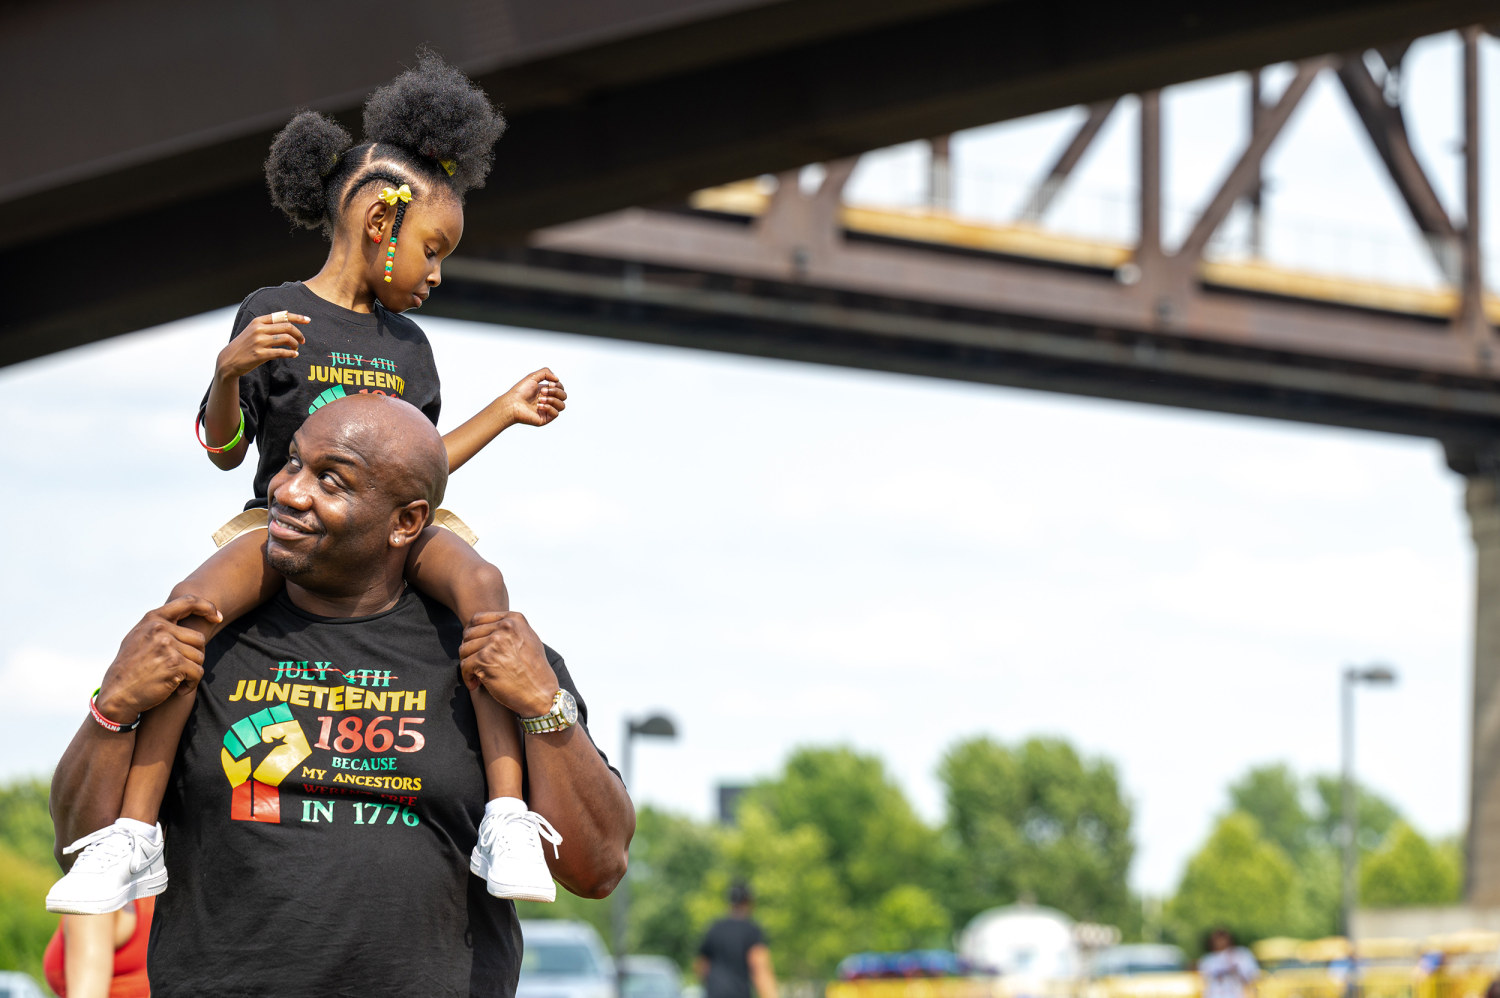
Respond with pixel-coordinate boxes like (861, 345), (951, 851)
(461, 611), (634, 899)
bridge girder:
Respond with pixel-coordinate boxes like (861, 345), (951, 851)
(4, 0), (1497, 367)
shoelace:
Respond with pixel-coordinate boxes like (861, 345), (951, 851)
(62, 826), (136, 872)
(500, 810), (564, 859)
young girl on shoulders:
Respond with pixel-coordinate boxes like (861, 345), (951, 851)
(48, 52), (568, 914)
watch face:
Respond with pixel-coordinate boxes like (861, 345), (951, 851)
(559, 690), (579, 726)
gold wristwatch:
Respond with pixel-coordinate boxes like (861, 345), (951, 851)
(520, 689), (578, 734)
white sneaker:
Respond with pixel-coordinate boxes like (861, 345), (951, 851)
(45, 819), (167, 914)
(469, 801), (562, 902)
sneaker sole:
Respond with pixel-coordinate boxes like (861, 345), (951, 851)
(471, 854), (557, 902)
(45, 868), (168, 915)
(486, 877), (557, 903)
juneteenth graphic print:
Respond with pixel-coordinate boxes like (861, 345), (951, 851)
(306, 352), (405, 414)
(221, 660), (429, 825)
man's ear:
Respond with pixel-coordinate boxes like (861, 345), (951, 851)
(390, 500), (431, 548)
(364, 200), (393, 245)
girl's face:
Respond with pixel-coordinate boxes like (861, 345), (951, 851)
(371, 195), (465, 313)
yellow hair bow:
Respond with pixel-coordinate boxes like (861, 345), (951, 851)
(379, 184), (413, 206)
(438, 159), (457, 177)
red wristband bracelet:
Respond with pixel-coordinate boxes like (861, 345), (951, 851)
(89, 689), (141, 733)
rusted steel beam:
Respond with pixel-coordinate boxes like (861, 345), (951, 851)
(1176, 59), (1327, 265)
(929, 135), (953, 211)
(1248, 70), (1265, 257)
(1138, 92), (1163, 264)
(1018, 100), (1117, 222)
(526, 207), (1484, 379)
(1337, 54), (1462, 280)
(756, 158), (859, 269)
(1459, 25), (1491, 355)
(432, 243), (1500, 443)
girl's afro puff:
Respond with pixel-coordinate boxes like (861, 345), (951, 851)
(362, 49), (506, 196)
(265, 111), (354, 231)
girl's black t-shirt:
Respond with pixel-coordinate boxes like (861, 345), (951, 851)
(151, 589), (603, 997)
(199, 282), (443, 506)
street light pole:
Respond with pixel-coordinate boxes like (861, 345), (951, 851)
(1340, 671), (1356, 938)
(612, 714), (678, 998)
(1339, 664), (1396, 992)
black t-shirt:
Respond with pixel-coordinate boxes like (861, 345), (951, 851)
(152, 589), (606, 998)
(698, 917), (767, 998)
(199, 282), (443, 506)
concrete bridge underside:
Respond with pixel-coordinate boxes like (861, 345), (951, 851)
(4, 0), (1497, 365)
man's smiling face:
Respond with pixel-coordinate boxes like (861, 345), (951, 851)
(265, 409), (397, 592)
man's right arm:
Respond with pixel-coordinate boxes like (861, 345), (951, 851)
(50, 596), (219, 867)
(748, 944), (778, 998)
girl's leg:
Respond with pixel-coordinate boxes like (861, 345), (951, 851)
(121, 528), (280, 823)
(47, 528), (281, 914)
(405, 525), (558, 901)
(405, 525), (523, 803)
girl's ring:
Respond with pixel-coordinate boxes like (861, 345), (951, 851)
(271, 310), (289, 323)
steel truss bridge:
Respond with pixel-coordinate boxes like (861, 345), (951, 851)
(8, 0), (1500, 903)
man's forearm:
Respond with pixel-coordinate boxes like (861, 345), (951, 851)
(50, 717), (136, 868)
(524, 725), (634, 899)
(48, 595), (216, 866)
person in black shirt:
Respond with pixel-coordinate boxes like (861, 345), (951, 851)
(47, 50), (571, 919)
(696, 882), (779, 998)
(50, 394), (635, 997)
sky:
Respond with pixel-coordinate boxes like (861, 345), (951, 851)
(1, 32), (1495, 900)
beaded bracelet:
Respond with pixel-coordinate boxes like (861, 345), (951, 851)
(89, 689), (141, 733)
(195, 408), (246, 454)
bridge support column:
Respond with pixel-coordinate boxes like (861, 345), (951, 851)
(1464, 471), (1500, 903)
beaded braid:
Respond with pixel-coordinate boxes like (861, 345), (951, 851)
(382, 191), (410, 283)
(390, 199), (408, 282)
(336, 166), (418, 282)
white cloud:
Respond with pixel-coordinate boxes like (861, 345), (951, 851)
(1, 644), (103, 715)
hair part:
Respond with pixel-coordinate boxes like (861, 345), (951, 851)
(265, 49), (505, 239)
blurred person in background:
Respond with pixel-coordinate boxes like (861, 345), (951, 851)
(1199, 928), (1258, 998)
(695, 882), (778, 998)
(43, 898), (153, 997)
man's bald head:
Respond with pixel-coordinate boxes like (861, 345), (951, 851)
(304, 393), (448, 516)
(266, 394), (449, 609)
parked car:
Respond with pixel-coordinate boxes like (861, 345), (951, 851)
(623, 955), (684, 998)
(519, 919), (618, 998)
(0, 972), (46, 998)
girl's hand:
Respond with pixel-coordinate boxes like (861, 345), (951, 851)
(499, 367), (568, 427)
(216, 311), (310, 380)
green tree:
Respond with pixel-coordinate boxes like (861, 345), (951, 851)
(626, 805), (723, 966)
(1228, 765), (1313, 860)
(1360, 822), (1462, 907)
(1219, 764), (1412, 939)
(1166, 812), (1296, 951)
(517, 806), (725, 967)
(695, 800), (857, 981)
(747, 747), (943, 910)
(1286, 845), (1341, 940)
(674, 746), (957, 980)
(1311, 776), (1401, 852)
(0, 778), (59, 985)
(871, 885), (951, 951)
(940, 736), (1134, 929)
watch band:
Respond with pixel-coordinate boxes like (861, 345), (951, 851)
(520, 689), (575, 734)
